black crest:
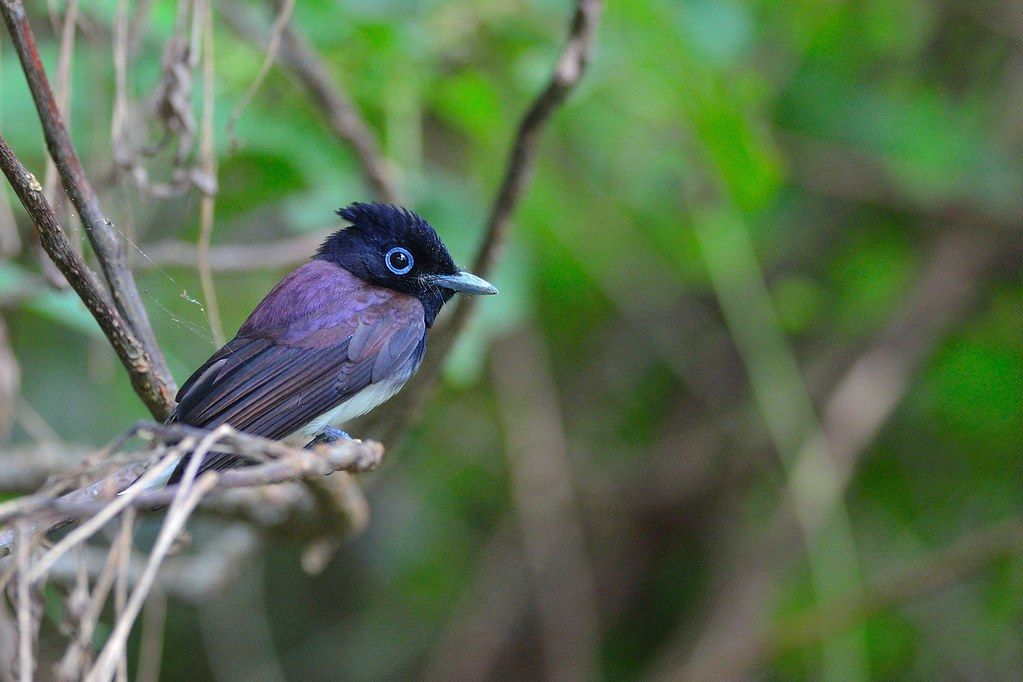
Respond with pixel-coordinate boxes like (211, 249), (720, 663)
(316, 203), (460, 325)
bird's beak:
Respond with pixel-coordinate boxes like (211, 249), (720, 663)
(427, 271), (499, 296)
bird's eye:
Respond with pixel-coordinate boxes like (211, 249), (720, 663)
(385, 247), (414, 275)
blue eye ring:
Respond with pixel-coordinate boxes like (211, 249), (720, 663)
(385, 247), (414, 275)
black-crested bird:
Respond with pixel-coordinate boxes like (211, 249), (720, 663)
(162, 202), (497, 484)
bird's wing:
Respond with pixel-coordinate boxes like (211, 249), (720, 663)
(167, 261), (425, 475)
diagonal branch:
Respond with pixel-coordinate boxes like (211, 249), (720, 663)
(436, 0), (602, 354)
(361, 0), (603, 442)
(218, 2), (402, 204)
(0, 134), (175, 418)
(0, 0), (175, 407)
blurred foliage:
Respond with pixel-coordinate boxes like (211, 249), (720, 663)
(1, 0), (1022, 679)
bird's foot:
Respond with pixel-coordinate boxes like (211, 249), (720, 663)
(305, 426), (353, 449)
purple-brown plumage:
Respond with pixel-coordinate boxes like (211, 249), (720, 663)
(165, 203), (496, 482)
(239, 260), (424, 347)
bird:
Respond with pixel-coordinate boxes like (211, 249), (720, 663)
(160, 202), (497, 485)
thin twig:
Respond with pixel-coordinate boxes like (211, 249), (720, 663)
(361, 0), (602, 443)
(0, 0), (175, 409)
(114, 511), (131, 682)
(0, 133), (175, 418)
(0, 170), (22, 257)
(86, 474), (218, 682)
(224, 0), (296, 145)
(196, 0), (224, 345)
(0, 423), (384, 557)
(25, 449), (187, 582)
(56, 510), (135, 680)
(217, 1), (401, 204)
(16, 524), (32, 682)
(135, 589), (166, 682)
(0, 314), (19, 441)
(46, 524), (258, 604)
(53, 438), (384, 516)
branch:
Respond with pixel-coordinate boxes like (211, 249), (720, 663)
(218, 2), (401, 204)
(0, 0), (176, 417)
(361, 0), (603, 442)
(54, 438), (382, 517)
(0, 423), (382, 546)
(0, 135), (175, 418)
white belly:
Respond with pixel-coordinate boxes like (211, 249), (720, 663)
(290, 376), (408, 440)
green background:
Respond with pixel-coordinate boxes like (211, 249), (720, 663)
(2, 0), (1022, 678)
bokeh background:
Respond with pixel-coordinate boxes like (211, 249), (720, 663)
(2, 0), (1023, 679)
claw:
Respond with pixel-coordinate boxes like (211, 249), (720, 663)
(305, 426), (353, 448)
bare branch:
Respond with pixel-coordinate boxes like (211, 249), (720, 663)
(361, 0), (603, 442)
(57, 439), (382, 516)
(1, 421), (382, 676)
(0, 134), (175, 418)
(0, 422), (384, 556)
(225, 0), (296, 145)
(134, 589), (166, 682)
(0, 0), (175, 410)
(87, 473), (218, 682)
(217, 2), (401, 204)
(40, 0), (76, 224)
(56, 510), (135, 680)
(15, 524), (33, 682)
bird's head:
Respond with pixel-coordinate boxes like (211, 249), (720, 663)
(316, 202), (498, 326)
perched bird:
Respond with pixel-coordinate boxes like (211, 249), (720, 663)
(163, 202), (497, 484)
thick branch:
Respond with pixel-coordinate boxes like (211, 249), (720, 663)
(0, 135), (175, 418)
(0, 0), (175, 413)
(361, 0), (603, 442)
(218, 2), (401, 204)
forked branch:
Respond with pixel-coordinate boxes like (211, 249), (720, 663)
(0, 135), (175, 418)
(0, 0), (176, 416)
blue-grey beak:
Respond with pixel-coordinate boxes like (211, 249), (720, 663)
(427, 271), (499, 296)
